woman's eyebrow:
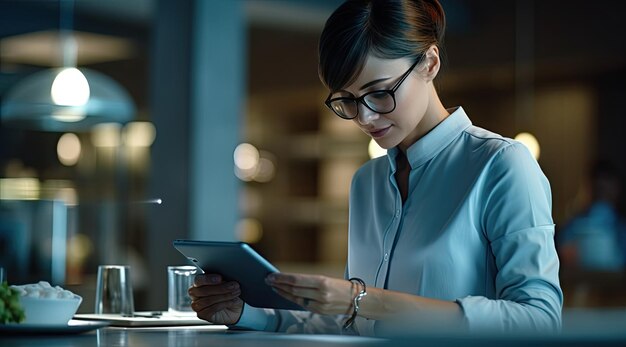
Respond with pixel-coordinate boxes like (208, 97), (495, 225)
(359, 77), (390, 91)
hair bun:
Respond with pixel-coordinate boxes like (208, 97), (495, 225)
(420, 0), (446, 44)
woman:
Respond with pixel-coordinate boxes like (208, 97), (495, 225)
(189, 0), (562, 335)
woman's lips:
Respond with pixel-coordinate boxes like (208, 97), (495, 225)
(369, 126), (391, 138)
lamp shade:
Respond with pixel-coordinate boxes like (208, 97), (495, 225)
(1, 67), (135, 132)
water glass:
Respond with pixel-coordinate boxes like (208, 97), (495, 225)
(95, 265), (135, 316)
(167, 265), (197, 315)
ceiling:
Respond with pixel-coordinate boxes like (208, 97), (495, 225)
(0, 0), (344, 68)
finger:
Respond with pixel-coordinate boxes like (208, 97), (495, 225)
(266, 273), (322, 287)
(273, 286), (320, 311)
(194, 274), (222, 287)
(197, 297), (242, 323)
(271, 283), (321, 301)
(272, 285), (300, 303)
(189, 281), (239, 298)
(191, 290), (241, 312)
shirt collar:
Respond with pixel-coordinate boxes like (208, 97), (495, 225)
(387, 106), (472, 170)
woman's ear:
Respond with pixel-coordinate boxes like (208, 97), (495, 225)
(419, 45), (440, 82)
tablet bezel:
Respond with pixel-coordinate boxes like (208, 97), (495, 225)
(173, 239), (304, 311)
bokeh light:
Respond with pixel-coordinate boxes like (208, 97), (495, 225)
(236, 218), (263, 243)
(57, 133), (81, 166)
(92, 123), (122, 147)
(123, 121), (156, 147)
(514, 132), (541, 160)
(368, 139), (387, 159)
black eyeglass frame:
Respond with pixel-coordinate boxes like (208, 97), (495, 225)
(324, 59), (421, 120)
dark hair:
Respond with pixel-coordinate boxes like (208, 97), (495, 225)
(318, 0), (446, 92)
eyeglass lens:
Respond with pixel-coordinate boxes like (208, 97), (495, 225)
(330, 91), (395, 119)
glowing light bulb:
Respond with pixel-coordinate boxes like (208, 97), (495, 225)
(51, 68), (90, 106)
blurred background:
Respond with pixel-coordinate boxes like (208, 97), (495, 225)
(1, 0), (625, 312)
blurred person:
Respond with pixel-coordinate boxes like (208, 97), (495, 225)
(189, 0), (562, 335)
(558, 160), (626, 271)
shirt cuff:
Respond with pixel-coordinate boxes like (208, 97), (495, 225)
(228, 303), (277, 331)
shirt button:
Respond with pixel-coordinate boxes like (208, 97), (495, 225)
(384, 253), (389, 261)
(395, 210), (401, 218)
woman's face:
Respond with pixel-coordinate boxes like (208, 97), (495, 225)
(329, 55), (432, 150)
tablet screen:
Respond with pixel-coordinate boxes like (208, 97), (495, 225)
(173, 240), (304, 311)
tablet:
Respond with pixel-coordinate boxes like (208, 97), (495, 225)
(173, 240), (304, 311)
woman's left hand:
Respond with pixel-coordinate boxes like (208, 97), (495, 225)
(265, 273), (355, 315)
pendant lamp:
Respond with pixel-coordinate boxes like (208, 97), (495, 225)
(0, 0), (135, 132)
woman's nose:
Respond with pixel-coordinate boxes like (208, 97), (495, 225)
(356, 104), (379, 125)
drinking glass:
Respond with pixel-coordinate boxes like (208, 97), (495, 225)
(95, 265), (135, 316)
(167, 265), (197, 315)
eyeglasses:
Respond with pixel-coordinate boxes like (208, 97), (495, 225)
(324, 60), (420, 120)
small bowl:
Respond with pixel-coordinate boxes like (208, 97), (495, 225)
(19, 295), (83, 326)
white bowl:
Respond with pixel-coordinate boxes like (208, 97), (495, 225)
(19, 295), (83, 326)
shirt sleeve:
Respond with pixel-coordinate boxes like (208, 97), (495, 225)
(456, 142), (563, 332)
(228, 303), (276, 331)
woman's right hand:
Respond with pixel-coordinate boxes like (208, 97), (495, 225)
(188, 273), (243, 325)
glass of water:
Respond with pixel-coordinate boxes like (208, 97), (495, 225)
(95, 265), (135, 316)
(167, 265), (197, 316)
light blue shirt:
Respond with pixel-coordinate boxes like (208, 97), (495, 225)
(234, 107), (563, 335)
